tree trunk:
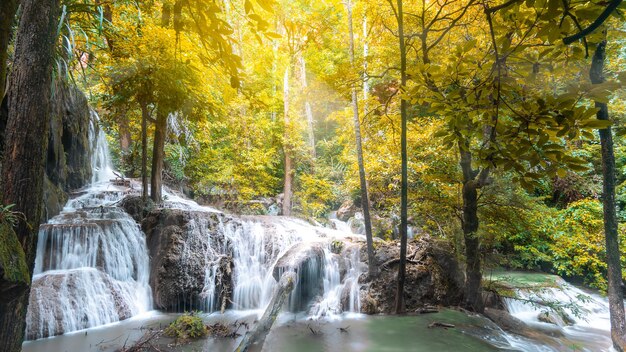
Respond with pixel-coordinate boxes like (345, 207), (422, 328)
(0, 0), (19, 97)
(235, 272), (296, 352)
(299, 56), (316, 158)
(346, 0), (376, 278)
(151, 109), (167, 203)
(459, 145), (484, 313)
(282, 66), (293, 216)
(394, 0), (409, 314)
(140, 101), (149, 201)
(0, 0), (58, 350)
(591, 40), (626, 350)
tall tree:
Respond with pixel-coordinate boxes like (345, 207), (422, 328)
(590, 40), (626, 350)
(393, 0), (409, 314)
(0, 0), (19, 97)
(0, 0), (58, 350)
(282, 63), (294, 216)
(346, 0), (376, 277)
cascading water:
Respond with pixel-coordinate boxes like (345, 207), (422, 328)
(499, 275), (613, 351)
(89, 110), (116, 185)
(25, 112), (152, 340)
(171, 212), (365, 316)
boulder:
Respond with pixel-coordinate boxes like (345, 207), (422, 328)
(120, 195), (153, 223)
(359, 237), (464, 313)
(26, 268), (132, 340)
(336, 200), (357, 222)
(538, 311), (567, 326)
(484, 308), (565, 342)
(142, 209), (233, 311)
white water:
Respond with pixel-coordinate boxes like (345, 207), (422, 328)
(26, 113), (152, 340)
(89, 110), (116, 185)
(26, 109), (366, 341)
(174, 212), (365, 317)
(502, 277), (613, 351)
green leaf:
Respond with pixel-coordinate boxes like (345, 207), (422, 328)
(581, 119), (612, 129)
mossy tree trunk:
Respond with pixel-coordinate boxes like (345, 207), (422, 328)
(590, 40), (626, 351)
(0, 0), (58, 350)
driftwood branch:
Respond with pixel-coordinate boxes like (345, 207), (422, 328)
(235, 272), (296, 352)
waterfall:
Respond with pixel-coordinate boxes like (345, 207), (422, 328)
(25, 111), (365, 341)
(159, 209), (365, 317)
(25, 116), (152, 340)
(499, 276), (613, 351)
(89, 110), (115, 184)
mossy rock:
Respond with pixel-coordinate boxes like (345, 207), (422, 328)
(164, 312), (208, 340)
(0, 222), (30, 284)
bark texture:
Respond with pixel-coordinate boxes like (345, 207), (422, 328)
(394, 0), (409, 314)
(235, 272), (295, 352)
(590, 40), (626, 351)
(459, 145), (486, 313)
(151, 109), (167, 203)
(140, 101), (149, 200)
(0, 0), (58, 350)
(282, 66), (293, 216)
(346, 0), (376, 278)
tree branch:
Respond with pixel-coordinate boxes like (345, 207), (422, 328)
(562, 0), (622, 45)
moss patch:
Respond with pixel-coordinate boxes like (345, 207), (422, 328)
(0, 222), (30, 284)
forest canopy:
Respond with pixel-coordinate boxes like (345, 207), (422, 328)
(1, 0), (626, 348)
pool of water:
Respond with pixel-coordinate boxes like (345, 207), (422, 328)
(23, 309), (525, 352)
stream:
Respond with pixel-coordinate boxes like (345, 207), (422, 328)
(21, 116), (618, 352)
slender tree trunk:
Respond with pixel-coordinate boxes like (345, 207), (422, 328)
(282, 66), (293, 216)
(394, 0), (409, 314)
(363, 15), (369, 107)
(346, 0), (376, 278)
(299, 56), (316, 158)
(0, 0), (19, 97)
(0, 0), (58, 350)
(591, 40), (626, 350)
(151, 109), (167, 203)
(140, 101), (149, 201)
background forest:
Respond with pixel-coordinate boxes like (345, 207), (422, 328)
(58, 0), (626, 291)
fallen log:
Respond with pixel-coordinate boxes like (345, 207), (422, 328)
(235, 271), (296, 352)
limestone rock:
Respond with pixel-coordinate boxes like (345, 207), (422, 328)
(336, 200), (357, 222)
(26, 268), (132, 340)
(358, 238), (464, 313)
(142, 209), (232, 311)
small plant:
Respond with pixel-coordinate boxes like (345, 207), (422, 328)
(330, 240), (344, 254)
(0, 204), (19, 227)
(164, 311), (208, 340)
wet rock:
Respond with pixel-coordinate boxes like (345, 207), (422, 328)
(26, 268), (132, 340)
(336, 200), (357, 222)
(42, 176), (68, 222)
(484, 308), (565, 341)
(142, 209), (232, 311)
(120, 195), (153, 223)
(358, 237), (464, 313)
(482, 290), (505, 310)
(538, 311), (566, 326)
